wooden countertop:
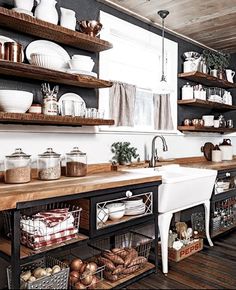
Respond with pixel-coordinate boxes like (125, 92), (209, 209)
(181, 159), (236, 171)
(0, 171), (162, 211)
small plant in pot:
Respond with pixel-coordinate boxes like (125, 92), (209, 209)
(111, 142), (139, 165)
(203, 50), (230, 79)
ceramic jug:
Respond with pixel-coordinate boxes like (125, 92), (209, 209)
(60, 8), (76, 30)
(14, 0), (34, 11)
(225, 69), (235, 83)
(35, 0), (58, 25)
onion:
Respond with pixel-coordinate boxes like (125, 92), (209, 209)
(70, 258), (83, 272)
(74, 282), (87, 289)
(85, 262), (98, 275)
(79, 262), (87, 274)
(80, 270), (93, 286)
(69, 271), (80, 285)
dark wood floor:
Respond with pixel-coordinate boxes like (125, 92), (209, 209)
(129, 230), (236, 289)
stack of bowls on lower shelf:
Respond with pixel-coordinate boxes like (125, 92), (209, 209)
(68, 55), (96, 76)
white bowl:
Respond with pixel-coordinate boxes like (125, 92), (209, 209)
(30, 53), (66, 70)
(0, 90), (33, 113)
(202, 115), (214, 127)
(106, 203), (125, 221)
(68, 58), (95, 72)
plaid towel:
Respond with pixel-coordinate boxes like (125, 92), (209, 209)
(21, 227), (78, 245)
(21, 229), (78, 250)
(33, 208), (70, 227)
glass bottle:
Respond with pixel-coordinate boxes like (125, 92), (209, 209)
(4, 148), (31, 184)
(65, 147), (87, 177)
(38, 148), (61, 180)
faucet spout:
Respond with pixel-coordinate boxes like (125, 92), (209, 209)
(150, 135), (168, 167)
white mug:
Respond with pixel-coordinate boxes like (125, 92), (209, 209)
(202, 115), (214, 127)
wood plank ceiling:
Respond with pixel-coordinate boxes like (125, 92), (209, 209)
(102, 0), (236, 53)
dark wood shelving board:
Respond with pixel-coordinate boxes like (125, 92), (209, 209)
(0, 112), (114, 126)
(0, 61), (112, 89)
(178, 126), (236, 134)
(178, 71), (236, 89)
(178, 99), (236, 111)
(0, 7), (113, 52)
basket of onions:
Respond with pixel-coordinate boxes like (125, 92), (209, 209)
(67, 257), (105, 289)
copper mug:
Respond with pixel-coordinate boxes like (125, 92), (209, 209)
(0, 43), (3, 60)
(4, 42), (23, 62)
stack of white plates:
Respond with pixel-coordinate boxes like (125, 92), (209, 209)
(124, 199), (146, 216)
(208, 95), (222, 103)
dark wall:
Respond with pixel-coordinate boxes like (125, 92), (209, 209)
(0, 0), (235, 123)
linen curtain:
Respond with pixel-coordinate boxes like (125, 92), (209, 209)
(109, 81), (136, 127)
(153, 93), (174, 130)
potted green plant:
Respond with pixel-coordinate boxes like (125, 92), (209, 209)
(203, 50), (230, 79)
(111, 142), (139, 165)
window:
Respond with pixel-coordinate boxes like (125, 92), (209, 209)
(99, 11), (178, 132)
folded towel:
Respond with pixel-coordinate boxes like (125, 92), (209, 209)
(33, 208), (70, 227)
(23, 232), (78, 250)
(21, 227), (78, 245)
(20, 214), (75, 236)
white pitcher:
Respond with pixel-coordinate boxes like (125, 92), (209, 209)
(14, 0), (34, 11)
(225, 69), (235, 83)
(35, 0), (58, 25)
(60, 8), (76, 30)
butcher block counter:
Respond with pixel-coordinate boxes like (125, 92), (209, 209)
(0, 170), (162, 211)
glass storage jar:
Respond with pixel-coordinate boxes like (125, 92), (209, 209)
(65, 147), (87, 177)
(38, 148), (61, 180)
(4, 148), (31, 184)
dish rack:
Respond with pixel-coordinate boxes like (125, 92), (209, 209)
(7, 256), (69, 289)
(2, 203), (82, 250)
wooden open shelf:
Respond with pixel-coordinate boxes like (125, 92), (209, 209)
(0, 234), (89, 259)
(178, 99), (236, 111)
(0, 7), (112, 52)
(178, 126), (236, 134)
(0, 112), (114, 126)
(0, 61), (112, 89)
(178, 71), (236, 89)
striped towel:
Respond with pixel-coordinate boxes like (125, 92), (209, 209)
(33, 208), (70, 227)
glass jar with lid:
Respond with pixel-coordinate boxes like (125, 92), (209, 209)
(66, 147), (87, 177)
(38, 148), (61, 180)
(4, 148), (31, 184)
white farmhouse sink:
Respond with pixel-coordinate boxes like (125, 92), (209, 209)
(126, 165), (217, 274)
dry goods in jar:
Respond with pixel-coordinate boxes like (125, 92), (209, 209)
(66, 161), (87, 177)
(5, 166), (31, 184)
(38, 164), (61, 180)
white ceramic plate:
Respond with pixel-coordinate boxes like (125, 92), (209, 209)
(26, 40), (70, 68)
(0, 35), (24, 62)
(66, 69), (97, 78)
(58, 93), (86, 114)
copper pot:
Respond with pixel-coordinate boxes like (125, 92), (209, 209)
(0, 43), (3, 60)
(4, 42), (23, 62)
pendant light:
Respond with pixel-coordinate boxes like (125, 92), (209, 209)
(157, 10), (170, 94)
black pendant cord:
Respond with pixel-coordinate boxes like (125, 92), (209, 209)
(161, 17), (165, 82)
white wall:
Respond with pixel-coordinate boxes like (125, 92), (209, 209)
(0, 126), (235, 169)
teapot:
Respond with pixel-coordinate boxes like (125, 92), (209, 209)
(35, 0), (58, 25)
(225, 69), (235, 83)
(60, 8), (76, 31)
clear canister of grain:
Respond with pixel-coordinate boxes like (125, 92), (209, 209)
(4, 148), (31, 184)
(38, 148), (61, 180)
(65, 147), (87, 177)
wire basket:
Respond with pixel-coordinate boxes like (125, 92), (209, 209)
(3, 203), (82, 250)
(88, 231), (153, 282)
(7, 256), (69, 289)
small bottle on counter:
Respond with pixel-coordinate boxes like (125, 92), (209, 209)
(37, 148), (61, 180)
(65, 147), (87, 177)
(4, 148), (31, 184)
